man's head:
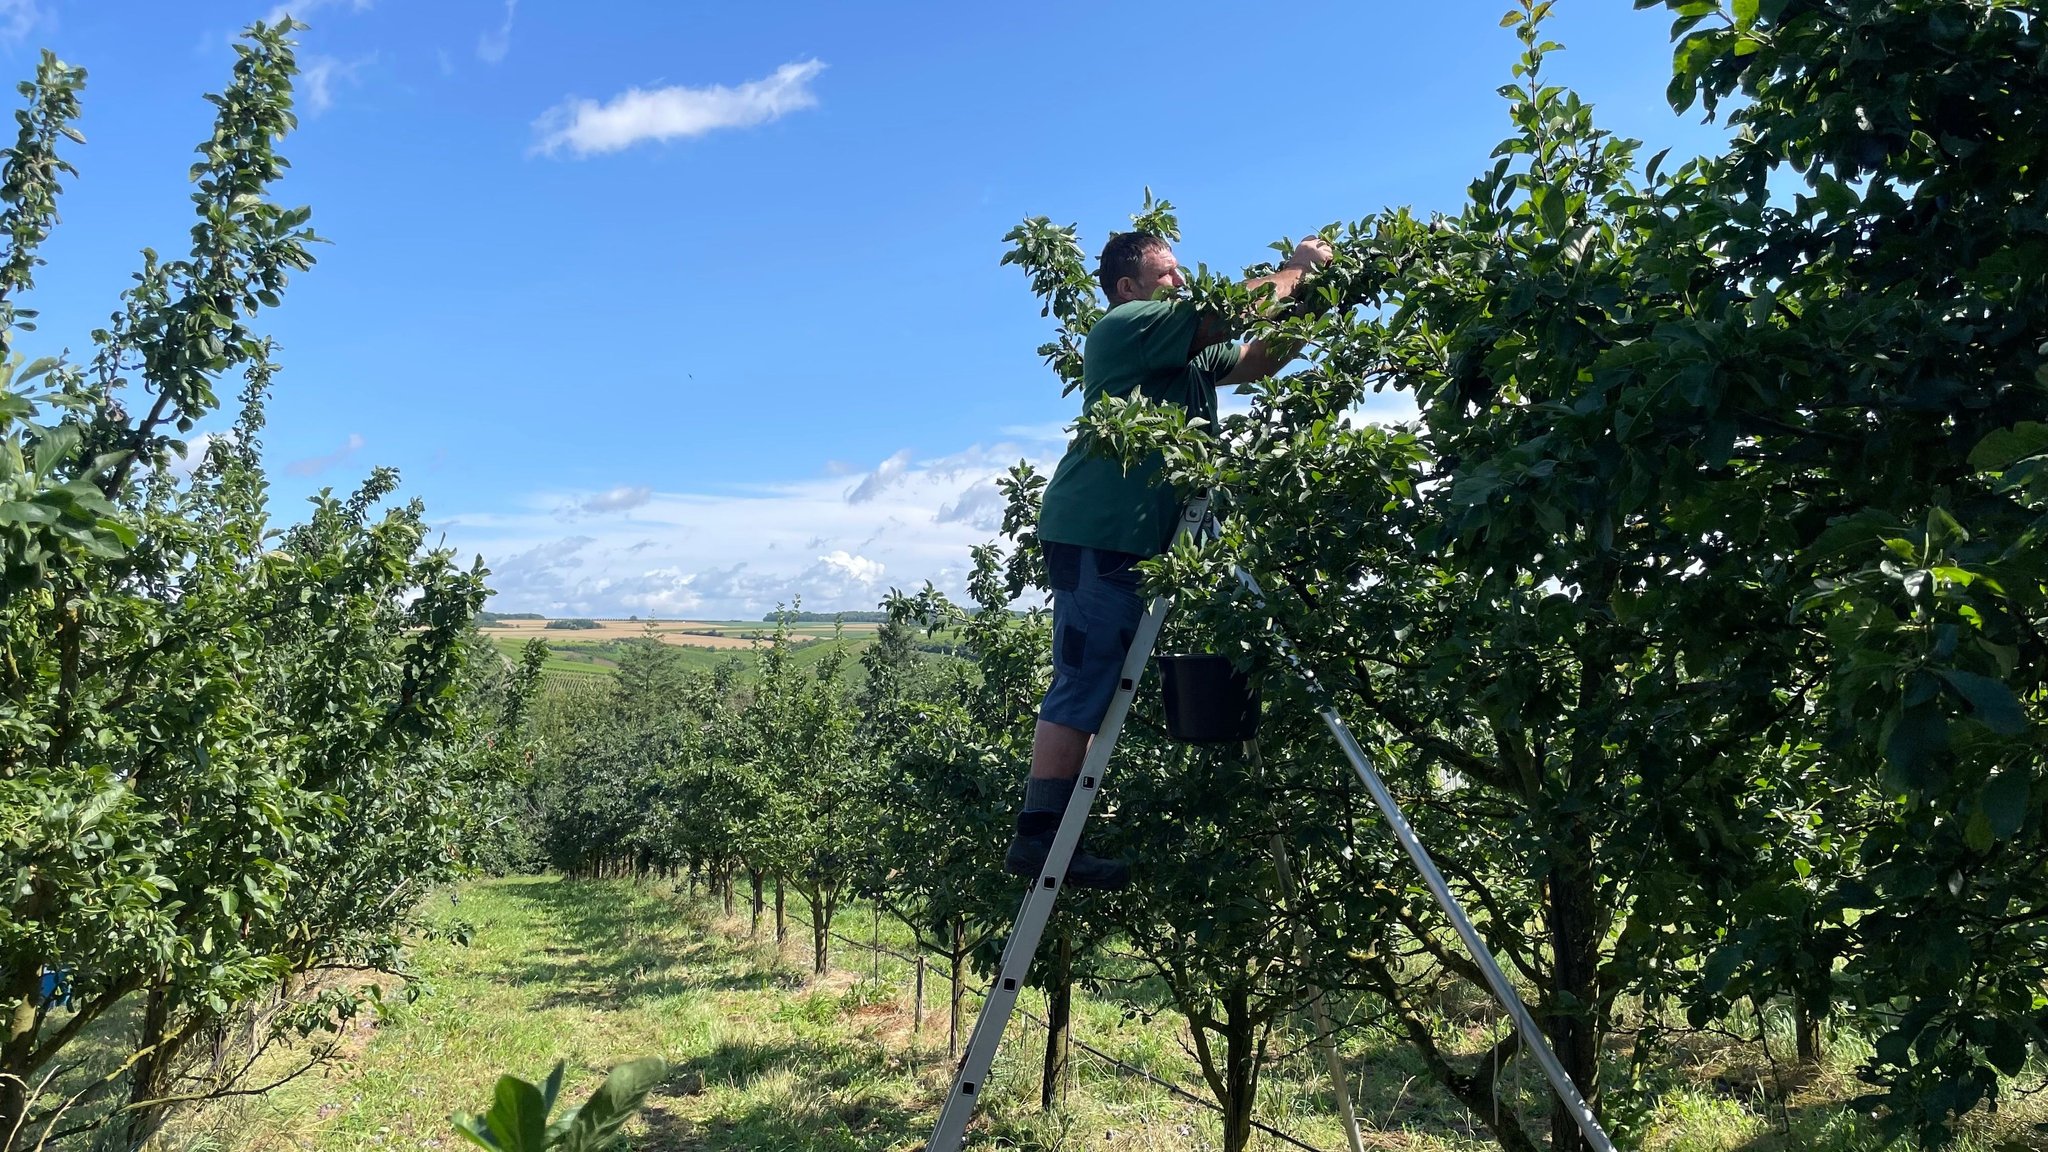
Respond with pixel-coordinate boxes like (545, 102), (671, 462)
(1097, 232), (1184, 306)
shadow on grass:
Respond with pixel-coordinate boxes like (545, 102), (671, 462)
(635, 1036), (937, 1151)
(638, 1094), (927, 1152)
(492, 877), (804, 1009)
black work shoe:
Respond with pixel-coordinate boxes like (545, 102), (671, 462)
(1004, 828), (1131, 891)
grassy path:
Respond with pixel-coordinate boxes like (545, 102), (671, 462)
(171, 876), (1284, 1152)
(160, 876), (2036, 1152)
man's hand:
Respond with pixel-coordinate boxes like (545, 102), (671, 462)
(1284, 237), (1334, 272)
(1215, 233), (1337, 387)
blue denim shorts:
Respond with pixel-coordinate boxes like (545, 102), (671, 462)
(1037, 542), (1147, 734)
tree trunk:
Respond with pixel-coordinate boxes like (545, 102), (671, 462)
(810, 890), (831, 976)
(775, 878), (786, 944)
(1360, 951), (1544, 1152)
(721, 869), (734, 917)
(1, 960), (42, 1136)
(1795, 993), (1822, 1065)
(949, 918), (966, 1061)
(121, 982), (193, 1151)
(1546, 830), (1602, 1152)
(1219, 991), (1259, 1152)
(749, 869), (765, 937)
(1041, 931), (1072, 1111)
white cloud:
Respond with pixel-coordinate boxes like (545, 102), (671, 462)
(936, 479), (1006, 531)
(1338, 388), (1422, 428)
(446, 386), (1421, 620)
(285, 432), (364, 477)
(445, 439), (1045, 619)
(531, 58), (825, 158)
(845, 448), (912, 504)
(0, 0), (42, 42)
(816, 550), (883, 585)
(300, 52), (373, 113)
(577, 484), (651, 514)
(476, 0), (515, 64)
(169, 431), (241, 480)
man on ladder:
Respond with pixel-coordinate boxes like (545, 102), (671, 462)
(1006, 228), (1334, 890)
(938, 225), (1619, 1152)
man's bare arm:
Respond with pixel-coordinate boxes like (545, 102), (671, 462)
(1217, 237), (1334, 385)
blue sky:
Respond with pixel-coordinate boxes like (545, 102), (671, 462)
(14, 0), (1730, 619)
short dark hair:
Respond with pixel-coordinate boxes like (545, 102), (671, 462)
(1097, 232), (1169, 301)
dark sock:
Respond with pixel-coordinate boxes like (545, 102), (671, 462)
(1016, 775), (1077, 836)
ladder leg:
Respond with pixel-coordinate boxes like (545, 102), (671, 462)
(924, 498), (1211, 1151)
(1225, 560), (1617, 1152)
(1316, 713), (1614, 1151)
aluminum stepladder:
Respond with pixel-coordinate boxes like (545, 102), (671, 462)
(926, 494), (1616, 1152)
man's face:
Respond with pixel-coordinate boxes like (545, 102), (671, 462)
(1120, 245), (1185, 303)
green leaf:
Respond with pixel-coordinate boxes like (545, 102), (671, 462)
(450, 1113), (502, 1151)
(0, 501), (58, 525)
(557, 1057), (666, 1152)
(1980, 769), (2030, 840)
(1967, 422), (2048, 471)
(1964, 809), (1994, 852)
(1703, 943), (1744, 993)
(1748, 286), (1775, 326)
(1939, 670), (2028, 736)
(1882, 703), (1949, 791)
(1732, 0), (1759, 27)
(1987, 1022), (2030, 1076)
(30, 422), (80, 475)
(1806, 509), (1904, 560)
(1532, 183), (1568, 237)
(484, 1075), (549, 1152)
(540, 1061), (566, 1116)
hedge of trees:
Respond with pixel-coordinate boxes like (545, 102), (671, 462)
(0, 22), (537, 1149)
(6, 3), (2043, 1151)
(521, 3), (2048, 1150)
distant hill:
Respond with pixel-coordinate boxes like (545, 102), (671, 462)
(478, 611), (546, 625)
(762, 610), (891, 623)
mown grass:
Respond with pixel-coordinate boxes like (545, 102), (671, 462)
(151, 877), (2045, 1152)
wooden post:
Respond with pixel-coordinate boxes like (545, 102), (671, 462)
(1041, 930), (1072, 1112)
(914, 954), (926, 1037)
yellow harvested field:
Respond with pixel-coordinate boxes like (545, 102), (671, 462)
(480, 619), (773, 650)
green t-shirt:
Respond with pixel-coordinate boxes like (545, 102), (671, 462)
(1038, 298), (1241, 556)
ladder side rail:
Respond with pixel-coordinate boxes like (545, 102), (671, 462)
(1227, 564), (1618, 1152)
(925, 495), (1210, 1151)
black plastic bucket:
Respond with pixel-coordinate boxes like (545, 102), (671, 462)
(1156, 653), (1261, 744)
